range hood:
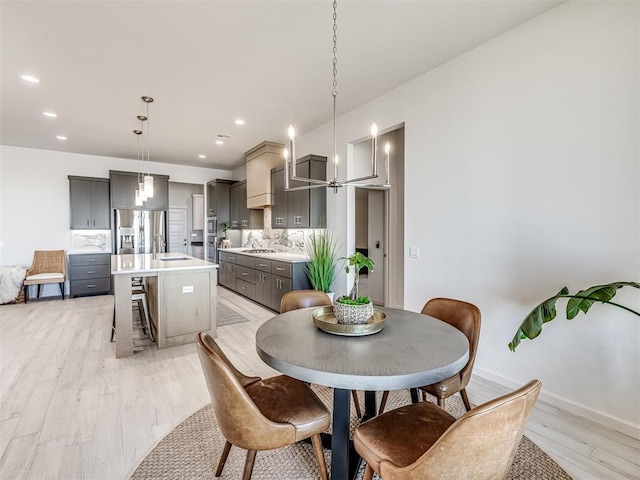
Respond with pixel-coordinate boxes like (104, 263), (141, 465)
(245, 141), (284, 209)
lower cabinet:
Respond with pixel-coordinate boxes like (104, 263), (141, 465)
(69, 253), (112, 297)
(218, 251), (310, 312)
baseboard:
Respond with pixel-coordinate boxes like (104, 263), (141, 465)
(473, 367), (640, 441)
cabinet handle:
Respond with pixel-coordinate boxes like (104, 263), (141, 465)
(276, 267), (285, 272)
(259, 263), (267, 267)
(86, 259), (96, 262)
(241, 272), (248, 276)
(86, 284), (96, 288)
(92, 219), (95, 226)
(86, 219), (90, 226)
(86, 270), (96, 274)
(242, 220), (248, 227)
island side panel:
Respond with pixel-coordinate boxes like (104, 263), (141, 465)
(114, 273), (134, 358)
(156, 269), (216, 349)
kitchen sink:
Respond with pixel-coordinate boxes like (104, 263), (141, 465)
(159, 257), (189, 261)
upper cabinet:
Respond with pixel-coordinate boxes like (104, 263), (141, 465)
(245, 141), (284, 208)
(206, 179), (233, 223)
(192, 194), (204, 230)
(229, 180), (263, 229)
(110, 170), (169, 210)
(271, 155), (327, 229)
(69, 176), (111, 229)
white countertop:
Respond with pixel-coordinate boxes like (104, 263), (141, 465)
(221, 247), (309, 263)
(111, 253), (218, 275)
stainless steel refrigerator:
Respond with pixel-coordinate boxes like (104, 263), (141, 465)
(115, 210), (167, 254)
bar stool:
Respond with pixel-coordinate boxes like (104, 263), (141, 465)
(110, 278), (154, 342)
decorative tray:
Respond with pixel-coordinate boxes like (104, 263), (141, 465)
(312, 306), (386, 336)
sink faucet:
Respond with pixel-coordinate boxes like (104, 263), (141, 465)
(153, 234), (166, 258)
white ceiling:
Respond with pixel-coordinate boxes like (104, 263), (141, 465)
(1, 0), (562, 170)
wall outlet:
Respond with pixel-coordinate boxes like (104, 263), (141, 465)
(409, 247), (420, 259)
(182, 285), (194, 293)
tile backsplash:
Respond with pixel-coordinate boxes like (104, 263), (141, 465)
(241, 228), (318, 254)
(70, 230), (111, 252)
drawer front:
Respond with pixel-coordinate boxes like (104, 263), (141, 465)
(218, 251), (227, 262)
(236, 254), (256, 269)
(255, 259), (272, 272)
(236, 279), (256, 300)
(69, 253), (110, 266)
(225, 253), (237, 264)
(236, 265), (256, 284)
(70, 278), (111, 295)
(71, 264), (110, 280)
(271, 261), (292, 278)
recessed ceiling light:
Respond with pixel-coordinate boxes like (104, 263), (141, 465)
(43, 112), (57, 118)
(216, 140), (224, 145)
(56, 135), (67, 141)
(198, 154), (206, 159)
(20, 74), (40, 83)
(235, 119), (245, 125)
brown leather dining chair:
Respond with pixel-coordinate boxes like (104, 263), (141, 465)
(354, 379), (541, 480)
(197, 332), (330, 480)
(378, 297), (481, 414)
(280, 290), (363, 418)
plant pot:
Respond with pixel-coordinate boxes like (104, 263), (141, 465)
(334, 300), (374, 324)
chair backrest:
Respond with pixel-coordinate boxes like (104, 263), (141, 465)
(196, 332), (294, 449)
(280, 289), (332, 313)
(29, 250), (66, 275)
(389, 380), (542, 480)
(421, 297), (481, 387)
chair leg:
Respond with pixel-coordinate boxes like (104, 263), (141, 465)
(241, 450), (257, 480)
(460, 388), (472, 412)
(215, 441), (232, 477)
(437, 397), (445, 409)
(311, 434), (328, 480)
(378, 390), (389, 415)
(352, 390), (362, 418)
(24, 285), (29, 303)
(110, 309), (116, 342)
(140, 294), (153, 342)
(59, 282), (64, 300)
(37, 284), (42, 298)
(363, 463), (375, 480)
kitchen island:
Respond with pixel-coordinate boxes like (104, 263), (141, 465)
(111, 253), (218, 358)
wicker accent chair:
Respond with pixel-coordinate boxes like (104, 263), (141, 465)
(23, 250), (66, 302)
(354, 380), (541, 480)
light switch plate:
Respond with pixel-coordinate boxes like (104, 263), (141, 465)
(182, 285), (194, 293)
(409, 247), (420, 259)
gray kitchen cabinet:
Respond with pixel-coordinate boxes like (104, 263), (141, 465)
(69, 177), (111, 229)
(68, 253), (111, 297)
(271, 155), (327, 229)
(229, 181), (263, 230)
(206, 179), (233, 226)
(109, 170), (169, 210)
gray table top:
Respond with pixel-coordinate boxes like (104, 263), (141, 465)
(256, 307), (469, 391)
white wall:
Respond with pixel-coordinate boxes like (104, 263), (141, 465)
(295, 1), (640, 436)
(0, 146), (231, 267)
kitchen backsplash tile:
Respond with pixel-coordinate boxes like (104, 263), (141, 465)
(70, 230), (111, 252)
(241, 228), (319, 254)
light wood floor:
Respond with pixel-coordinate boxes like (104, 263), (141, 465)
(1, 289), (638, 480)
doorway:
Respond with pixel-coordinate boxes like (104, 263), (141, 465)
(352, 125), (404, 308)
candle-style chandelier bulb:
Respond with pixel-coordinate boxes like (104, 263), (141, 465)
(288, 125), (296, 140)
(370, 123), (378, 137)
(384, 142), (391, 154)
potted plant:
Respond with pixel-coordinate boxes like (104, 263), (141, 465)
(305, 230), (339, 301)
(219, 222), (231, 248)
(508, 281), (639, 351)
(335, 251), (375, 324)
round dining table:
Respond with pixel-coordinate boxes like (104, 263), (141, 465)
(255, 306), (469, 480)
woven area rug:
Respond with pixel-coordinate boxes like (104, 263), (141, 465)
(217, 302), (250, 327)
(131, 387), (572, 480)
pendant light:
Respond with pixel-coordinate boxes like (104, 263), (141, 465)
(134, 128), (144, 206)
(135, 115), (148, 203)
(283, 0), (391, 194)
(141, 96), (154, 198)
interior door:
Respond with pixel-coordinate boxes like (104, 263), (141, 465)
(368, 190), (385, 306)
(168, 208), (188, 254)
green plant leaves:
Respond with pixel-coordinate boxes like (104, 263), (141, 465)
(566, 282), (640, 319)
(305, 230), (339, 293)
(508, 282), (640, 351)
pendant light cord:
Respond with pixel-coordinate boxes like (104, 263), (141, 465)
(332, 0), (338, 178)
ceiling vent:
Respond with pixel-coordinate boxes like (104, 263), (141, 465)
(216, 133), (231, 140)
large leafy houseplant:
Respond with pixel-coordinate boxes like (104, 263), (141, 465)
(509, 281), (640, 351)
(305, 230), (339, 294)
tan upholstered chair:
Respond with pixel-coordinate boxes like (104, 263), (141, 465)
(378, 297), (481, 414)
(197, 332), (330, 480)
(280, 290), (363, 418)
(354, 380), (541, 480)
(23, 250), (66, 302)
